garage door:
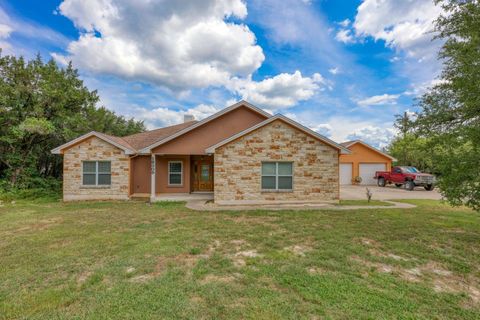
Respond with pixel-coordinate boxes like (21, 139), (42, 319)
(359, 163), (386, 185)
(340, 163), (353, 185)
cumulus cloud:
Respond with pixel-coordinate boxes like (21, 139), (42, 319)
(335, 29), (355, 44)
(338, 19), (351, 28)
(54, 0), (264, 91)
(357, 93), (400, 107)
(346, 125), (396, 149)
(228, 71), (326, 110)
(328, 67), (339, 75)
(353, 0), (442, 59)
(133, 104), (220, 129)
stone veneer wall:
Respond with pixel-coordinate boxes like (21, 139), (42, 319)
(63, 137), (130, 201)
(214, 120), (339, 205)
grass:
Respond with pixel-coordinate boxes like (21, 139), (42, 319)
(338, 199), (394, 206)
(0, 199), (479, 319)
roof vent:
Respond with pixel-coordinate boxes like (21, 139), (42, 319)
(183, 114), (195, 122)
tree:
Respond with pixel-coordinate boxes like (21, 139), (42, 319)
(0, 53), (145, 188)
(387, 134), (436, 173)
(411, 0), (480, 210)
(393, 111), (415, 165)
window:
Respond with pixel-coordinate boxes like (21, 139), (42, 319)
(168, 161), (183, 185)
(82, 161), (111, 186)
(261, 162), (293, 190)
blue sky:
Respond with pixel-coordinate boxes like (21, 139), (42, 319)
(0, 0), (444, 147)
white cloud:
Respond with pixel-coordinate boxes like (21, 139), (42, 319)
(346, 125), (396, 149)
(335, 29), (355, 44)
(353, 0), (442, 59)
(228, 71), (326, 110)
(357, 94), (400, 107)
(0, 23), (12, 38)
(134, 104), (220, 129)
(338, 19), (351, 27)
(328, 67), (339, 75)
(55, 0), (264, 91)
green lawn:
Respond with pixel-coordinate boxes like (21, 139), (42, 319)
(1, 199), (479, 319)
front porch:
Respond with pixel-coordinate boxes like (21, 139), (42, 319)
(146, 154), (214, 201)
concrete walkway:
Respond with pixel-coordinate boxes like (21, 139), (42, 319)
(341, 185), (442, 200)
(185, 199), (416, 211)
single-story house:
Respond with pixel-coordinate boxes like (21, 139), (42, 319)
(339, 140), (396, 185)
(52, 101), (352, 204)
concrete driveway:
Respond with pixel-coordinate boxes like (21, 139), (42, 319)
(340, 185), (443, 200)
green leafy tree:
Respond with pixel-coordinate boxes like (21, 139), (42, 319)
(412, 0), (480, 210)
(387, 134), (436, 173)
(0, 53), (145, 188)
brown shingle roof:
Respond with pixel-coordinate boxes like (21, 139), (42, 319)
(100, 132), (135, 151)
(121, 120), (198, 151)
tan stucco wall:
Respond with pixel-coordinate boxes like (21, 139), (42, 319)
(130, 155), (151, 195)
(63, 136), (130, 201)
(156, 155), (191, 193)
(214, 119), (339, 205)
(152, 106), (268, 155)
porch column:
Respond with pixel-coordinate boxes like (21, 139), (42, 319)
(150, 154), (156, 202)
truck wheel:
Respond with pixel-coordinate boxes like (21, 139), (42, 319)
(395, 183), (402, 188)
(424, 184), (434, 191)
(405, 180), (415, 191)
(377, 177), (386, 187)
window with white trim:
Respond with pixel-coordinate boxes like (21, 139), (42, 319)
(168, 161), (183, 185)
(82, 161), (111, 186)
(261, 162), (293, 190)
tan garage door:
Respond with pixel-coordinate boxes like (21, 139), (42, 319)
(340, 163), (353, 185)
(359, 163), (386, 185)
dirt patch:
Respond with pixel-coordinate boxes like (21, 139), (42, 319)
(199, 274), (236, 285)
(284, 245), (312, 257)
(357, 237), (381, 247)
(351, 255), (480, 305)
(307, 267), (325, 274)
(16, 217), (63, 232)
(77, 271), (93, 284)
(129, 253), (203, 283)
(368, 248), (411, 261)
(231, 249), (262, 268)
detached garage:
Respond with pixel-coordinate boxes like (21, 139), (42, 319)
(339, 140), (396, 185)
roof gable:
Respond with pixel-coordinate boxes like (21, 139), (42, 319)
(341, 140), (396, 161)
(51, 131), (135, 155)
(138, 100), (271, 153)
(205, 114), (351, 154)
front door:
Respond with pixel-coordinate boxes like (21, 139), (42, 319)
(192, 156), (213, 191)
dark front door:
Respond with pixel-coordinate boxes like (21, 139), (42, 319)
(192, 156), (213, 191)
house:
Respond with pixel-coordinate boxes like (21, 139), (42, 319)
(339, 140), (396, 185)
(52, 101), (351, 204)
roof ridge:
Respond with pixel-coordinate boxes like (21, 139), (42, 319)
(123, 120), (197, 139)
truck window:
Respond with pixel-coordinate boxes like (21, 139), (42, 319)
(394, 167), (402, 173)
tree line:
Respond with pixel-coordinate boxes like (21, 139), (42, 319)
(0, 53), (144, 192)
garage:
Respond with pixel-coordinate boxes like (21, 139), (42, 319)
(339, 140), (396, 185)
(359, 163), (386, 185)
(340, 163), (352, 185)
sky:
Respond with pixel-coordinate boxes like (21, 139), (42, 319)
(0, 0), (444, 148)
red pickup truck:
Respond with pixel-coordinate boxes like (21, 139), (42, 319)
(374, 166), (436, 191)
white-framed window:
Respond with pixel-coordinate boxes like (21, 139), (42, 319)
(168, 161), (183, 186)
(82, 161), (111, 186)
(261, 162), (293, 191)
